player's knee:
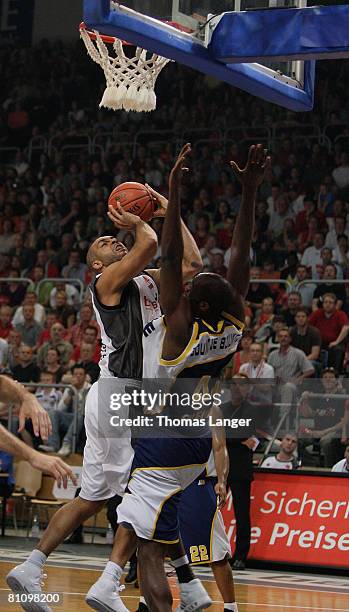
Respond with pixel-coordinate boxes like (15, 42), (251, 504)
(75, 496), (105, 519)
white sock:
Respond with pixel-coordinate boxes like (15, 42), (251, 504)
(171, 555), (189, 568)
(27, 550), (47, 567)
(224, 603), (238, 611)
(103, 561), (123, 581)
(139, 596), (146, 604)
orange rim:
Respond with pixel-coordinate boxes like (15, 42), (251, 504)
(79, 19), (193, 46)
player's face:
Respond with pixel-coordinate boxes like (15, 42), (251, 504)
(93, 236), (128, 267)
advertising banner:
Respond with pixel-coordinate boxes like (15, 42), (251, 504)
(222, 471), (349, 569)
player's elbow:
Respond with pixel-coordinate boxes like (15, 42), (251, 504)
(145, 234), (158, 259)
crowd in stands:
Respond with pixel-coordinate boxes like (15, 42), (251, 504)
(0, 36), (349, 469)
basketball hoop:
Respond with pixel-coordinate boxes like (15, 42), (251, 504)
(79, 22), (171, 113)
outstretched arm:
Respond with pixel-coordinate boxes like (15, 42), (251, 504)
(228, 145), (270, 298)
(146, 184), (202, 284)
(160, 144), (191, 316)
(0, 424), (77, 488)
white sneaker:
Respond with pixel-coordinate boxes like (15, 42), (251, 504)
(174, 578), (212, 611)
(57, 443), (71, 457)
(86, 574), (129, 612)
(38, 445), (56, 453)
(6, 561), (52, 612)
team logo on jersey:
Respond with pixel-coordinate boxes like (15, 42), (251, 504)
(143, 275), (154, 289)
(143, 321), (155, 337)
(144, 295), (159, 310)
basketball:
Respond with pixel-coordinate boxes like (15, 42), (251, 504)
(108, 182), (155, 222)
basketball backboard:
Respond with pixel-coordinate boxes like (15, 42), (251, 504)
(84, 0), (328, 111)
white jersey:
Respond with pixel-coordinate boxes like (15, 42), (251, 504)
(331, 459), (349, 473)
(261, 455), (298, 470)
(143, 312), (243, 381)
(91, 273), (161, 379)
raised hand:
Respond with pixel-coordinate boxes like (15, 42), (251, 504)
(230, 144), (271, 189)
(107, 202), (142, 231)
(145, 184), (168, 219)
(169, 143), (191, 190)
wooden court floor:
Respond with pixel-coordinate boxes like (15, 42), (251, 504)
(0, 561), (348, 611)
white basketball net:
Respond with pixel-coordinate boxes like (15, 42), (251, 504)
(80, 27), (171, 112)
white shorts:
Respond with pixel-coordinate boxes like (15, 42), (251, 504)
(179, 476), (231, 564)
(117, 437), (211, 543)
(79, 380), (135, 502)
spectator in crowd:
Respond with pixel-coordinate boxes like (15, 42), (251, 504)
(290, 307), (321, 369)
(239, 342), (275, 431)
(37, 322), (73, 370)
(31, 265), (54, 306)
(325, 216), (346, 251)
(49, 283), (80, 309)
(320, 247), (343, 279)
(61, 250), (87, 284)
(14, 304), (42, 350)
(45, 348), (64, 383)
(70, 325), (101, 364)
(12, 290), (46, 326)
(308, 293), (349, 371)
(7, 330), (22, 370)
(52, 290), (76, 328)
(245, 267), (272, 313)
(331, 444), (349, 473)
(37, 312), (59, 347)
(68, 304), (98, 347)
(312, 264), (346, 310)
(0, 305), (13, 339)
(11, 344), (40, 383)
(260, 433), (299, 470)
(282, 291), (302, 327)
(333, 234), (349, 270)
(300, 368), (346, 467)
(0, 336), (8, 368)
(253, 297), (274, 333)
(75, 343), (100, 383)
(224, 330), (254, 378)
(268, 196), (293, 239)
(268, 328), (314, 409)
(40, 365), (90, 455)
(37, 201), (62, 238)
(261, 315), (286, 355)
(1, 270), (27, 307)
(301, 232), (325, 277)
(332, 153), (349, 191)
(35, 371), (62, 412)
(290, 265), (314, 308)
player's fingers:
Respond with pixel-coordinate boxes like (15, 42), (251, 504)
(179, 142), (191, 158)
(18, 413), (25, 433)
(31, 412), (40, 437)
(264, 156), (272, 171)
(58, 459), (77, 485)
(255, 143), (264, 163)
(247, 144), (256, 165)
(229, 160), (241, 177)
(39, 411), (50, 440)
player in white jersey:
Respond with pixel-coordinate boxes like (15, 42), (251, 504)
(7, 189), (202, 612)
(99, 142), (270, 612)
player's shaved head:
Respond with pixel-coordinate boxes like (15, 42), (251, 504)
(189, 273), (237, 322)
(86, 236), (128, 271)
